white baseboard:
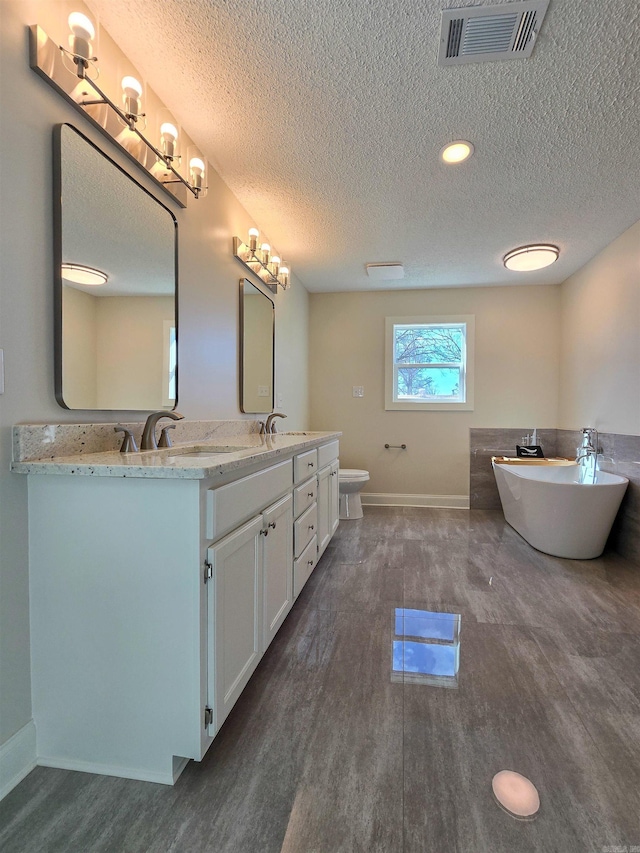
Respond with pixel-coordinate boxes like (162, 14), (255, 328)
(361, 493), (470, 509)
(36, 754), (188, 786)
(0, 720), (36, 801)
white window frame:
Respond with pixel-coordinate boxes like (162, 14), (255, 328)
(384, 315), (474, 411)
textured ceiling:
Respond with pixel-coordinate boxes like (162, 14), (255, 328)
(86, 0), (640, 292)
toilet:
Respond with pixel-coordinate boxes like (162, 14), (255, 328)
(338, 468), (370, 519)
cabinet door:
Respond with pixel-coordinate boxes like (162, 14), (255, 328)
(317, 464), (331, 557)
(329, 460), (340, 537)
(262, 493), (293, 652)
(207, 515), (263, 732)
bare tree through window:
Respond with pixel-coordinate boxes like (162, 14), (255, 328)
(393, 324), (466, 401)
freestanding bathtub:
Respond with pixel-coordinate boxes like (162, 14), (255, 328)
(492, 459), (629, 559)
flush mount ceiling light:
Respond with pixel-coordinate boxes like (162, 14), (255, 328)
(441, 141), (474, 164)
(61, 263), (108, 286)
(503, 244), (559, 271)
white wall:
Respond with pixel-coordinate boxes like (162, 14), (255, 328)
(0, 0), (308, 760)
(62, 285), (98, 408)
(559, 219), (640, 435)
(95, 295), (174, 410)
(310, 285), (561, 498)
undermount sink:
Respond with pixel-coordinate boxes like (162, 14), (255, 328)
(168, 445), (249, 462)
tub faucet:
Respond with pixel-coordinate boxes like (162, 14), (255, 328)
(141, 410), (184, 450)
(575, 428), (599, 464)
(265, 412), (287, 434)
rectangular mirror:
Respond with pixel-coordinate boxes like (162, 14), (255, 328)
(240, 278), (274, 414)
(54, 123), (178, 410)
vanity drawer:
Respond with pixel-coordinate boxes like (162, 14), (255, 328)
(294, 502), (318, 558)
(294, 449), (318, 484)
(318, 440), (339, 469)
(294, 535), (318, 599)
(206, 460), (293, 540)
(294, 476), (317, 518)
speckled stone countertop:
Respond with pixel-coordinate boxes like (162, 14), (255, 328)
(11, 431), (341, 480)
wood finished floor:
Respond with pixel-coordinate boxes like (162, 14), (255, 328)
(2, 507), (640, 852)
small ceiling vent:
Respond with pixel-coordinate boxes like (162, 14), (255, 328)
(365, 263), (404, 281)
(438, 1), (550, 66)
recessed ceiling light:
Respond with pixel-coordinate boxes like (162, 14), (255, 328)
(441, 140), (474, 164)
(503, 244), (559, 272)
(61, 263), (109, 286)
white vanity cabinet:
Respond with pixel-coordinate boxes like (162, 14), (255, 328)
(21, 434), (339, 787)
(317, 441), (340, 559)
(207, 492), (293, 732)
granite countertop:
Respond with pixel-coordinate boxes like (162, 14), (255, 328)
(11, 432), (341, 480)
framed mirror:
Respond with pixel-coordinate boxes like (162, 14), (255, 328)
(53, 123), (178, 410)
(239, 278), (274, 414)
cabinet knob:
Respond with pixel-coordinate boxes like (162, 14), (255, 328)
(308, 492), (314, 498)
(268, 521), (276, 529)
(308, 462), (315, 468)
(308, 524), (315, 531)
(260, 529), (269, 536)
(307, 560), (314, 567)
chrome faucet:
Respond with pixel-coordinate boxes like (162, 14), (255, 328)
(141, 410), (184, 450)
(575, 427), (599, 464)
(265, 412), (287, 434)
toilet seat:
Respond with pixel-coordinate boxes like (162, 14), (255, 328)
(339, 468), (369, 482)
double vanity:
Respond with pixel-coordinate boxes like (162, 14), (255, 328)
(12, 426), (340, 785)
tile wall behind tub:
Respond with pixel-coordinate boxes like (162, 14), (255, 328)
(470, 428), (640, 566)
(556, 430), (640, 565)
(469, 428), (558, 510)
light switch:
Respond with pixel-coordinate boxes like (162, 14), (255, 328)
(258, 385), (270, 397)
(352, 386), (364, 397)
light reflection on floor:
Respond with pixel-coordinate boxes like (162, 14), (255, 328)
(392, 608), (461, 688)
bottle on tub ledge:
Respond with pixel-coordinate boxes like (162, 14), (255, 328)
(516, 428), (545, 458)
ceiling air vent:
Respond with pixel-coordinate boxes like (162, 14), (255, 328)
(438, 0), (550, 66)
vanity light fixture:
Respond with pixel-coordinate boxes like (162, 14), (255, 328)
(233, 230), (291, 292)
(503, 244), (559, 271)
(29, 14), (207, 205)
(160, 123), (178, 161)
(189, 158), (206, 192)
(67, 12), (95, 67)
(248, 228), (259, 252)
(121, 76), (143, 123)
(61, 263), (108, 286)
(441, 140), (474, 164)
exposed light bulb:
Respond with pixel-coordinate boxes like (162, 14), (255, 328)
(248, 228), (259, 252)
(279, 265), (290, 288)
(261, 243), (271, 264)
(121, 76), (142, 117)
(160, 122), (178, 160)
(270, 255), (281, 276)
(68, 12), (95, 62)
(189, 157), (205, 189)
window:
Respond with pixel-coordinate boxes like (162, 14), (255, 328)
(385, 315), (474, 410)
